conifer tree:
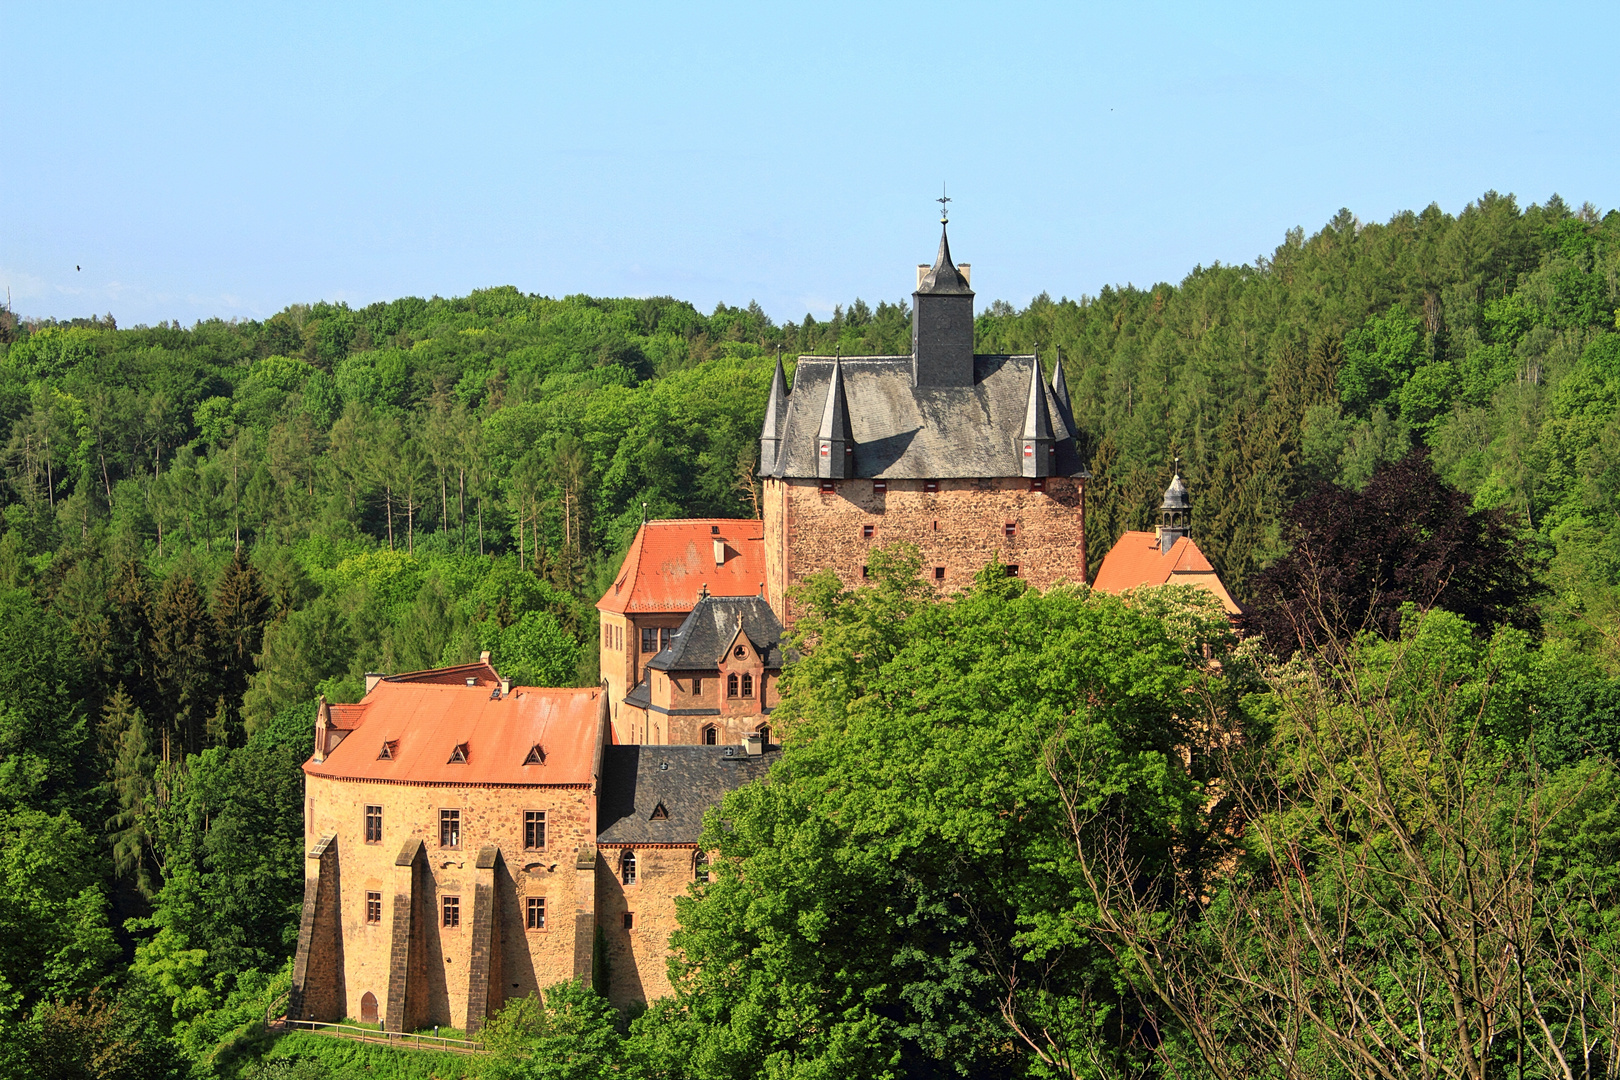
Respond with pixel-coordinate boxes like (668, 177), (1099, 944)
(148, 573), (216, 760)
(211, 550), (270, 745)
(102, 686), (158, 895)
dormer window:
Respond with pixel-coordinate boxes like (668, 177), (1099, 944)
(378, 740), (398, 760)
(448, 742), (469, 764)
(650, 802), (669, 821)
(523, 744), (545, 765)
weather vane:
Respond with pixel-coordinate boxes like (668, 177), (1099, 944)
(937, 183), (950, 224)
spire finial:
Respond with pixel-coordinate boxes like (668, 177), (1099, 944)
(937, 183), (950, 224)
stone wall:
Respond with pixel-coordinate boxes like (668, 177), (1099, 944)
(307, 774), (595, 1031)
(765, 476), (1085, 624)
(595, 845), (702, 1009)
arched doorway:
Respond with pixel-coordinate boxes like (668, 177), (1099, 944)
(360, 991), (378, 1025)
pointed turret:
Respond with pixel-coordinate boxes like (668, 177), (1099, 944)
(1156, 464), (1190, 553)
(911, 218), (976, 387)
(816, 354), (854, 480)
(1020, 355), (1054, 478)
(760, 351), (788, 475)
(1051, 352), (1075, 434)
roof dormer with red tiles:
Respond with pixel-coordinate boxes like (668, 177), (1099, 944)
(595, 519), (766, 743)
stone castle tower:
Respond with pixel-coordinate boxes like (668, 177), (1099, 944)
(758, 219), (1090, 621)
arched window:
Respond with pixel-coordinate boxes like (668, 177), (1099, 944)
(702, 725), (717, 745)
(694, 850), (710, 882)
(621, 850), (637, 886)
(727, 673), (739, 698)
(741, 673), (754, 698)
(757, 725), (770, 747)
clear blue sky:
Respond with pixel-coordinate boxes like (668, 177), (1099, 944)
(4, 2), (1617, 327)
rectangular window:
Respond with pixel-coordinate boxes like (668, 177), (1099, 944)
(872, 480), (887, 494)
(439, 808), (461, 848)
(861, 565), (871, 579)
(924, 480), (939, 493)
(862, 524), (874, 539)
(366, 891), (382, 924)
(641, 628), (658, 654)
(364, 805), (382, 843)
(1004, 522), (1017, 538)
(934, 567), (946, 580)
(692, 677), (703, 695)
(1006, 565), (1020, 577)
(622, 911), (634, 930)
(442, 896), (460, 928)
(524, 810), (546, 850)
(820, 479), (835, 493)
(526, 896), (546, 930)
(1029, 478), (1045, 492)
(660, 627), (673, 649)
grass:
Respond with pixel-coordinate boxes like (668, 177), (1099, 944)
(250, 1031), (493, 1080)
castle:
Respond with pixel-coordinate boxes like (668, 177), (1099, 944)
(289, 219), (1233, 1033)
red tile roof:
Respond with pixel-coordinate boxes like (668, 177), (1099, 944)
(1092, 531), (1241, 614)
(305, 680), (604, 787)
(384, 660), (502, 686)
(596, 518), (766, 614)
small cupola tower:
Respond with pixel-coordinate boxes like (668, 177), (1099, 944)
(1020, 355), (1054, 478)
(760, 349), (788, 474)
(816, 353), (855, 480)
(1156, 462), (1190, 553)
(911, 195), (975, 388)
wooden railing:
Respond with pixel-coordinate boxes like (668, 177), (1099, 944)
(282, 1018), (486, 1055)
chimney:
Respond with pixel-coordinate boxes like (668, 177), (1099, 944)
(364, 672), (384, 695)
(479, 650), (491, 664)
(713, 538), (725, 566)
(917, 264), (929, 289)
(958, 263), (970, 285)
(744, 731), (763, 756)
(499, 677), (511, 697)
(313, 695), (331, 763)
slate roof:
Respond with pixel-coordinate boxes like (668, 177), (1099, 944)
(647, 596), (784, 672)
(916, 226), (974, 295)
(767, 354), (1084, 479)
(596, 519), (766, 614)
(596, 744), (776, 845)
(1092, 532), (1242, 615)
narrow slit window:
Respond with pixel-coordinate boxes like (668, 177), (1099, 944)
(364, 805), (382, 843)
(442, 896), (460, 928)
(623, 911), (635, 930)
(621, 850), (637, 886)
(692, 677), (703, 695)
(526, 896), (546, 930)
(524, 810), (546, 850)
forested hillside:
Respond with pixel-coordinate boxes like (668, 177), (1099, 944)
(4, 190), (1620, 1078)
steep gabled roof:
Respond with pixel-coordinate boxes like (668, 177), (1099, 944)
(304, 680), (604, 786)
(767, 354), (1083, 479)
(596, 745), (776, 845)
(385, 659), (501, 686)
(596, 518), (766, 614)
(647, 595), (785, 672)
(1091, 531), (1241, 615)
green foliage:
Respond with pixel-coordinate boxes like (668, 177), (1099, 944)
(482, 982), (625, 1080)
(651, 553), (1248, 1078)
(0, 808), (118, 1020)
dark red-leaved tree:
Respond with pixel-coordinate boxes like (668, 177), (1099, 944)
(1243, 450), (1543, 657)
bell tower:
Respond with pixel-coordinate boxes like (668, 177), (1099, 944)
(1156, 462), (1190, 552)
(911, 192), (975, 387)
